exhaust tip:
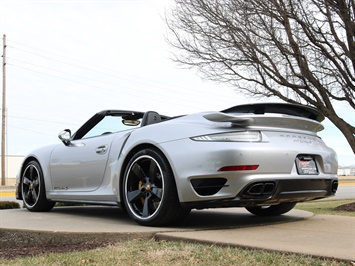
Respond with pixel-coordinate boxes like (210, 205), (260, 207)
(242, 182), (276, 199)
(331, 180), (338, 193)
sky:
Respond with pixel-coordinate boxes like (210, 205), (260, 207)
(0, 0), (353, 167)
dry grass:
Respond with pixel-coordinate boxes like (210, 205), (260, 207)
(0, 239), (349, 266)
(295, 199), (355, 217)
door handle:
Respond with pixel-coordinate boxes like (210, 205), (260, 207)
(96, 145), (108, 154)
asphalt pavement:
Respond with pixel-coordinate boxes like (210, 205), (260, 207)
(0, 183), (354, 262)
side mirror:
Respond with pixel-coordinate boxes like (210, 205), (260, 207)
(58, 129), (71, 146)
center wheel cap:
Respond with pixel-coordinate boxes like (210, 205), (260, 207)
(145, 184), (151, 191)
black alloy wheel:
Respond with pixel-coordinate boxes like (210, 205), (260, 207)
(123, 148), (189, 226)
(21, 160), (55, 211)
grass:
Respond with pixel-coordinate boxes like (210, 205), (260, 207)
(295, 198), (355, 217)
(1, 199), (354, 265)
(0, 201), (20, 209)
(0, 238), (349, 266)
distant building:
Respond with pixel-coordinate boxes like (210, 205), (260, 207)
(337, 167), (355, 176)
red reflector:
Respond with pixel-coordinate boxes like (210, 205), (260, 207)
(218, 165), (259, 171)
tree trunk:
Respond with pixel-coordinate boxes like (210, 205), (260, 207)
(326, 113), (355, 154)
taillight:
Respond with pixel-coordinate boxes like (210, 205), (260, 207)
(191, 131), (261, 142)
(218, 165), (259, 171)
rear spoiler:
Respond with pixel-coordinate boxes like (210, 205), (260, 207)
(221, 103), (324, 122)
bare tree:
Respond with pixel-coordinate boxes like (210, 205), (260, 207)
(166, 0), (355, 153)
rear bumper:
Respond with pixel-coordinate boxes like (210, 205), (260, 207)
(181, 178), (338, 209)
(159, 133), (338, 204)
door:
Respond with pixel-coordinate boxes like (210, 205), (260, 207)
(49, 133), (115, 192)
(49, 111), (143, 192)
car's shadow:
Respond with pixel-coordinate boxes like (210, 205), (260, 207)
(50, 205), (309, 230)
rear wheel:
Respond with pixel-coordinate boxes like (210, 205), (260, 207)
(21, 161), (55, 211)
(245, 202), (296, 216)
(122, 148), (189, 226)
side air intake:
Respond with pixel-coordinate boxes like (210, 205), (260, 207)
(190, 178), (228, 196)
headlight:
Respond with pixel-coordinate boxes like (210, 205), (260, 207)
(191, 131), (261, 142)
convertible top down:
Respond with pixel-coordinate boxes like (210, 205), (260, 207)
(16, 103), (338, 226)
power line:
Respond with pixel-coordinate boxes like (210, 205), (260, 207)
(7, 124), (57, 137)
(5, 38), (240, 130)
(8, 57), (207, 104)
(7, 39), (236, 104)
(8, 60), (229, 112)
(8, 63), (209, 110)
(8, 115), (79, 126)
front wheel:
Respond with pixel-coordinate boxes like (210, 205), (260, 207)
(122, 148), (189, 226)
(245, 202), (297, 216)
(21, 161), (55, 211)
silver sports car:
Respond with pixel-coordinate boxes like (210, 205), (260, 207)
(16, 103), (338, 226)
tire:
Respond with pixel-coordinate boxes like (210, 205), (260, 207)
(122, 148), (188, 226)
(171, 206), (191, 225)
(21, 160), (55, 212)
(245, 202), (297, 216)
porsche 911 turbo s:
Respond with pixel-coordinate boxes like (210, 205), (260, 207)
(16, 103), (338, 226)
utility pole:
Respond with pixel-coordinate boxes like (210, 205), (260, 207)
(1, 34), (6, 186)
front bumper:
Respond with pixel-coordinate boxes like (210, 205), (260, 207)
(15, 171), (22, 200)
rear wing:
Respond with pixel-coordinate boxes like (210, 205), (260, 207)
(204, 103), (325, 132)
(221, 103), (324, 122)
